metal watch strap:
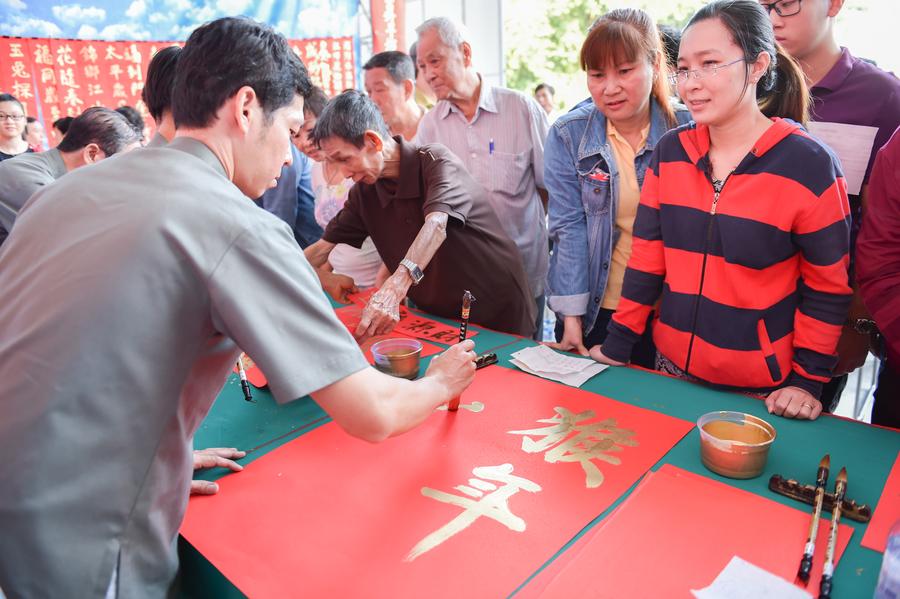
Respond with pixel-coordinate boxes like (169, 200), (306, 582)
(400, 258), (423, 285)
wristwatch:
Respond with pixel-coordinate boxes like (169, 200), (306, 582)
(400, 258), (424, 286)
(851, 318), (878, 335)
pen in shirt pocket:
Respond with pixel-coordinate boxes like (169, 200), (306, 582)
(489, 138), (494, 155)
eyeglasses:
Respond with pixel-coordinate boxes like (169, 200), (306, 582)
(760, 0), (802, 18)
(669, 58), (745, 86)
(0, 113), (25, 122)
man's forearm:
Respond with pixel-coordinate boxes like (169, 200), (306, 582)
(303, 239), (336, 269)
(394, 211), (448, 281)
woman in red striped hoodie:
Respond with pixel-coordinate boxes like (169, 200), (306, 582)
(591, 0), (852, 421)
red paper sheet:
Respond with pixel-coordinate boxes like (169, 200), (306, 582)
(862, 450), (900, 552)
(535, 464), (854, 597)
(334, 304), (475, 345)
(181, 366), (694, 598)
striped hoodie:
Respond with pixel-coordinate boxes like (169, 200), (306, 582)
(603, 118), (852, 398)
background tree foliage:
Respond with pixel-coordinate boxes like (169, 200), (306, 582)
(504, 0), (705, 109)
(504, 0), (896, 110)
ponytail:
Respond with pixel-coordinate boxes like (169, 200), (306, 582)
(757, 44), (809, 125)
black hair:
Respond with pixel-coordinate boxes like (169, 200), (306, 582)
(534, 83), (555, 96)
(658, 24), (681, 70)
(408, 41), (419, 77)
(26, 116), (37, 124)
(686, 0), (809, 124)
(363, 51), (415, 84)
(53, 116), (74, 135)
(172, 17), (313, 128)
(312, 90), (389, 148)
(142, 45), (181, 122)
(303, 86), (329, 118)
(115, 105), (145, 137)
(57, 107), (141, 155)
(0, 93), (24, 113)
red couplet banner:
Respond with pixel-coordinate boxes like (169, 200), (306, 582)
(1, 35), (356, 144)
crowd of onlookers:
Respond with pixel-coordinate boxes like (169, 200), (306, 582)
(1, 2), (898, 595)
(2, 1), (898, 428)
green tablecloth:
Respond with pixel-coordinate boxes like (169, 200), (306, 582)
(180, 327), (899, 598)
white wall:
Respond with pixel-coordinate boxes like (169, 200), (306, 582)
(405, 0), (504, 87)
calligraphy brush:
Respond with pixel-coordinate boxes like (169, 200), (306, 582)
(448, 290), (475, 412)
(236, 355), (254, 403)
(797, 454), (830, 584)
(819, 467), (847, 599)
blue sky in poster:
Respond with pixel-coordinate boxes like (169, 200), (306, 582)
(0, 0), (358, 41)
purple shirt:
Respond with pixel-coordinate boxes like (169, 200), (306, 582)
(811, 47), (900, 186)
(810, 47), (900, 260)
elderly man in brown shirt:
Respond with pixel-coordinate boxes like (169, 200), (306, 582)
(304, 90), (535, 339)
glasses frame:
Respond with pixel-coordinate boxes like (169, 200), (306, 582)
(0, 113), (26, 122)
(669, 58), (747, 87)
(760, 0), (803, 18)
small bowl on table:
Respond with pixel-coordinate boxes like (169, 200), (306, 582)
(371, 338), (423, 380)
(698, 411), (776, 479)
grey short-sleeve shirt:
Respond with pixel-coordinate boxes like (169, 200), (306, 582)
(0, 147), (66, 243)
(0, 137), (368, 597)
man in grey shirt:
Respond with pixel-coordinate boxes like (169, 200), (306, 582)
(414, 17), (550, 339)
(0, 17), (475, 598)
(0, 106), (140, 246)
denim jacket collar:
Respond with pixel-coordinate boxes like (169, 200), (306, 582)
(576, 99), (672, 164)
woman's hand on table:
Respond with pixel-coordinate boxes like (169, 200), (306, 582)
(190, 447), (247, 495)
(588, 344), (628, 367)
(545, 315), (589, 356)
(766, 386), (823, 420)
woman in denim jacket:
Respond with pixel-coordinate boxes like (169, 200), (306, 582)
(545, 8), (691, 361)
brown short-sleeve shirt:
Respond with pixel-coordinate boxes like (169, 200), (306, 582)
(324, 138), (536, 336)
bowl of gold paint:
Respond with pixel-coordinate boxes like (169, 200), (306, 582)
(698, 411), (776, 479)
(371, 338), (423, 380)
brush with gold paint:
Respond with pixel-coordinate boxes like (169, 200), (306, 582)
(448, 290), (475, 412)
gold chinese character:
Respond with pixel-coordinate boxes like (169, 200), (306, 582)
(33, 44), (52, 65)
(11, 82), (33, 100)
(126, 64), (143, 81)
(109, 64), (123, 80)
(405, 463), (541, 561)
(11, 61), (29, 79)
(79, 44), (99, 63)
(50, 106), (61, 122)
(56, 44), (76, 66)
(40, 68), (56, 84)
(105, 45), (123, 61)
(84, 64), (100, 80)
(63, 87), (84, 108)
(112, 82), (126, 99)
(509, 408), (638, 488)
(44, 86), (59, 104)
(9, 43), (25, 58)
(59, 68), (79, 88)
(129, 81), (144, 97)
(87, 83), (103, 96)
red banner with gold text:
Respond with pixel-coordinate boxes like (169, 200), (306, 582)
(2, 35), (355, 145)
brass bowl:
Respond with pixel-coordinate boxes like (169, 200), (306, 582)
(698, 411), (776, 479)
(371, 338), (423, 380)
